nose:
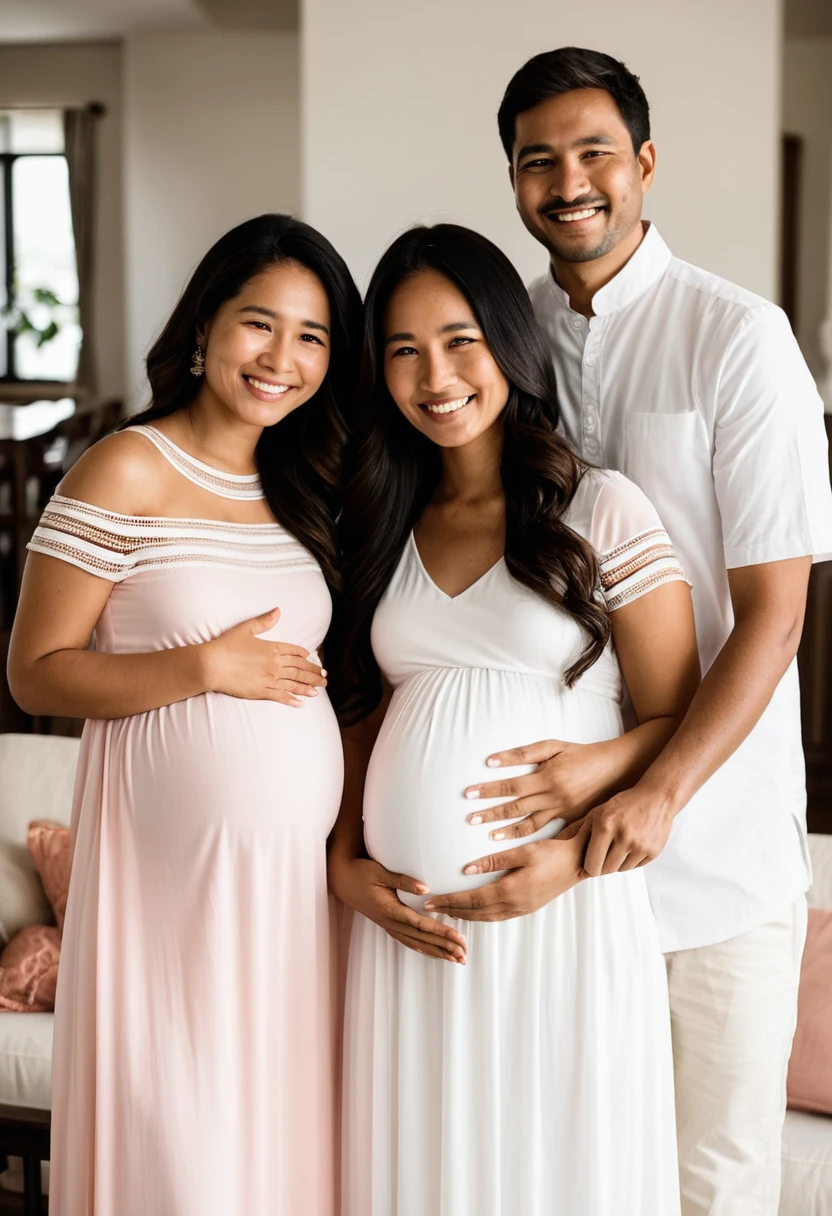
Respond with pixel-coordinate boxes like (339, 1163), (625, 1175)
(420, 347), (458, 397)
(550, 156), (592, 204)
(259, 330), (295, 375)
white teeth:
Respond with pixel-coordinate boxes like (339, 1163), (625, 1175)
(246, 376), (290, 395)
(424, 395), (471, 415)
(554, 208), (601, 223)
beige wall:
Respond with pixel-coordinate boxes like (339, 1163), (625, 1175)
(302, 0), (781, 299)
(123, 30), (300, 411)
(783, 36), (832, 380)
(0, 41), (124, 400)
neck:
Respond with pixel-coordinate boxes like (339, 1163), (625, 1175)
(435, 422), (504, 505)
(175, 391), (262, 475)
(551, 219), (647, 317)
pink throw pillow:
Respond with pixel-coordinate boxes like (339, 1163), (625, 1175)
(27, 820), (71, 933)
(0, 925), (60, 1011)
(787, 907), (832, 1115)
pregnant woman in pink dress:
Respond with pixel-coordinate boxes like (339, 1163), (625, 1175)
(330, 225), (702, 1215)
(8, 214), (362, 1216)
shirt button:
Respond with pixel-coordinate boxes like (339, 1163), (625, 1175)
(586, 355), (597, 367)
(572, 317), (584, 329)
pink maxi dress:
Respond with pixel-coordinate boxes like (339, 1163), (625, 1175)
(28, 426), (343, 1216)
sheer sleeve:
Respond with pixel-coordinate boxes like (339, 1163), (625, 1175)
(26, 495), (141, 582)
(590, 472), (689, 613)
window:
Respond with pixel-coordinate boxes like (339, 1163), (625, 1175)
(0, 110), (81, 383)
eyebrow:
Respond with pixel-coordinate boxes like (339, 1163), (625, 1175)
(385, 320), (479, 346)
(516, 134), (615, 161)
(237, 304), (330, 335)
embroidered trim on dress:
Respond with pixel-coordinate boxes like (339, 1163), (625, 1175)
(602, 526), (668, 565)
(605, 568), (686, 612)
(599, 526), (687, 610)
(131, 425), (265, 501)
(27, 495), (317, 582)
(600, 541), (677, 589)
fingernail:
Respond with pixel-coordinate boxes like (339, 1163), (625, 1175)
(423, 902), (435, 911)
(462, 865), (477, 876)
(486, 758), (500, 768)
(465, 788), (479, 800)
(320, 669), (327, 676)
(491, 831), (504, 841)
(468, 814), (482, 825)
(414, 883), (429, 894)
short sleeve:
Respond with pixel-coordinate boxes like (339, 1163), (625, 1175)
(713, 303), (832, 569)
(27, 495), (137, 582)
(589, 472), (689, 612)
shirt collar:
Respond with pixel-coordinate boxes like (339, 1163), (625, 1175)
(546, 222), (673, 318)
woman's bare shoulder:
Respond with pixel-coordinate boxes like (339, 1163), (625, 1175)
(56, 427), (169, 517)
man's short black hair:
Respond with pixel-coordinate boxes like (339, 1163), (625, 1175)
(498, 47), (651, 161)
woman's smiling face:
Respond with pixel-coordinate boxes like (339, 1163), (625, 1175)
(383, 269), (511, 449)
(199, 259), (332, 429)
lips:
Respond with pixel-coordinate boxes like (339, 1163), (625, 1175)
(243, 374), (291, 398)
(544, 204), (607, 224)
(420, 394), (474, 416)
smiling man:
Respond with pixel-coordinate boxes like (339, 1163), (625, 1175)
(432, 46), (832, 1215)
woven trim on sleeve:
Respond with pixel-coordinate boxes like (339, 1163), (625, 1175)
(26, 495), (317, 582)
(600, 527), (687, 611)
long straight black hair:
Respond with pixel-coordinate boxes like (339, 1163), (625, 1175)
(123, 213), (363, 593)
(335, 223), (609, 725)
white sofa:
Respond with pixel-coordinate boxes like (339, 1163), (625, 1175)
(0, 732), (830, 1209)
(0, 732), (79, 1205)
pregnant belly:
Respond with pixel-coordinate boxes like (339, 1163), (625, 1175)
(110, 690), (343, 853)
(364, 668), (622, 908)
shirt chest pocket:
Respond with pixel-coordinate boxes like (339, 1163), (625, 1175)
(623, 411), (712, 511)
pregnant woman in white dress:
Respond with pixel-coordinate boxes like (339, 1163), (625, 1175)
(329, 224), (701, 1216)
(8, 215), (362, 1215)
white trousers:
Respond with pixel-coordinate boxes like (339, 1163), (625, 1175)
(665, 899), (808, 1215)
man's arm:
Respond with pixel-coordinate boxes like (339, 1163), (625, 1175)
(424, 574), (699, 919)
(580, 555), (811, 876)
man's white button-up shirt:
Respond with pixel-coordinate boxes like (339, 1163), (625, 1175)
(529, 223), (832, 952)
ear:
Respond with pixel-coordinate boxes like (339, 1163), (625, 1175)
(508, 161), (516, 191)
(638, 140), (657, 196)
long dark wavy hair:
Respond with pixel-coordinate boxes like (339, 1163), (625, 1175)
(336, 223), (610, 725)
(122, 213), (363, 593)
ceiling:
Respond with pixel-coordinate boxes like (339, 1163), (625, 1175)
(0, 0), (827, 44)
(0, 0), (298, 42)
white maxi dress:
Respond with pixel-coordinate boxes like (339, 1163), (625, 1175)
(342, 469), (686, 1216)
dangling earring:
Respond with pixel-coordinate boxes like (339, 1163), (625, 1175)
(190, 344), (205, 377)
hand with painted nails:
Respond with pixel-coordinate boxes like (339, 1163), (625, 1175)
(327, 852), (468, 964)
(464, 738), (621, 843)
(200, 606), (327, 707)
(422, 822), (590, 922)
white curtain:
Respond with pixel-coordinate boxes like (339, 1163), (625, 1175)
(63, 106), (97, 392)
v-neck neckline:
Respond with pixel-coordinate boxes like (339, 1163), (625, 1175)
(409, 531), (504, 602)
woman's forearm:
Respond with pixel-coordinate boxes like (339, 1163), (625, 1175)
(329, 735), (373, 860)
(9, 644), (209, 720)
(329, 700), (389, 860)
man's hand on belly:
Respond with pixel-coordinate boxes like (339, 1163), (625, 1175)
(422, 824), (590, 922)
(463, 739), (618, 842)
(557, 782), (676, 877)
